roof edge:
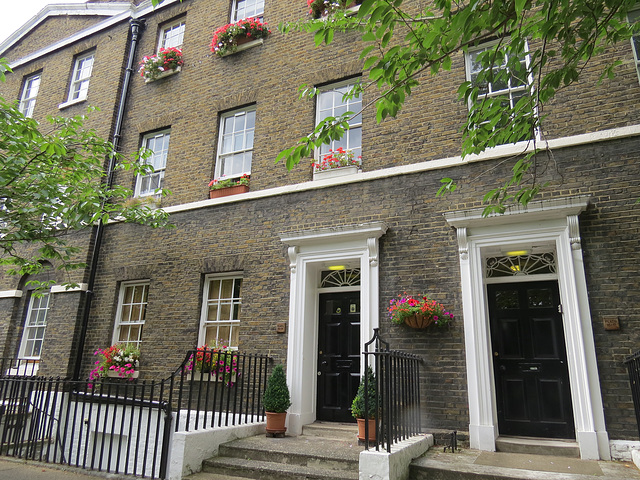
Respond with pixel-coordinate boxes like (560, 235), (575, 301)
(2, 0), (182, 67)
(0, 3), (132, 56)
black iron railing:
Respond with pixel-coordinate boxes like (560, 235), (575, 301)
(363, 328), (423, 452)
(170, 348), (272, 432)
(625, 349), (640, 438)
(0, 376), (171, 479)
(0, 349), (272, 478)
(0, 358), (40, 377)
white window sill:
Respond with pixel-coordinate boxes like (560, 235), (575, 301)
(313, 165), (360, 181)
(144, 66), (181, 83)
(219, 38), (264, 57)
(58, 97), (87, 110)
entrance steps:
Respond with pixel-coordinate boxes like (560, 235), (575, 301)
(196, 422), (362, 480)
(410, 445), (640, 480)
(496, 436), (581, 457)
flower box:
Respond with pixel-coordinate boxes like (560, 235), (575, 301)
(145, 66), (181, 83)
(313, 165), (360, 181)
(219, 38), (264, 57)
(211, 18), (271, 57)
(107, 370), (139, 379)
(139, 47), (184, 82)
(187, 371), (237, 383)
(209, 185), (250, 198)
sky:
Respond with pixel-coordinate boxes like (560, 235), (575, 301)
(1, 0), (88, 44)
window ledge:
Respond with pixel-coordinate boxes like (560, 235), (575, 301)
(313, 165), (360, 181)
(58, 97), (86, 110)
(145, 66), (181, 83)
(220, 38), (264, 57)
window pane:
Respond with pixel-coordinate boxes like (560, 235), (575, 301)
(20, 292), (50, 359)
(200, 276), (242, 348)
(216, 109), (254, 179)
(115, 282), (148, 348)
(161, 21), (185, 49)
(317, 83), (362, 156)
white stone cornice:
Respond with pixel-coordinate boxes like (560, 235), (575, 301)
(0, 290), (23, 298)
(280, 222), (388, 247)
(444, 195), (591, 229)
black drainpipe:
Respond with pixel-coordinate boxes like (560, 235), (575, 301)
(72, 18), (145, 381)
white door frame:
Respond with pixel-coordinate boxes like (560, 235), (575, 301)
(445, 196), (610, 460)
(280, 222), (387, 435)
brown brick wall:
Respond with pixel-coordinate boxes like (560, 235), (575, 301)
(1, 0), (640, 441)
(85, 134), (640, 438)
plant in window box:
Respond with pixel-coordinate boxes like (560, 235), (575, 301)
(89, 344), (140, 384)
(208, 174), (250, 198)
(210, 18), (271, 57)
(138, 47), (183, 82)
(184, 342), (239, 385)
(388, 293), (453, 329)
(312, 148), (361, 180)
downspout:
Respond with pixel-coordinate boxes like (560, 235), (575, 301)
(72, 18), (144, 381)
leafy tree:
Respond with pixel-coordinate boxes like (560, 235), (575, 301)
(275, 0), (638, 213)
(0, 59), (170, 286)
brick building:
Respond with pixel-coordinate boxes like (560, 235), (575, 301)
(1, 0), (640, 464)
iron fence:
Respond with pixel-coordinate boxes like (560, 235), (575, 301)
(0, 358), (39, 376)
(363, 328), (423, 452)
(171, 348), (272, 432)
(0, 348), (272, 479)
(0, 376), (171, 479)
(625, 349), (640, 438)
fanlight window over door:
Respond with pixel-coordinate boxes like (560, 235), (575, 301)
(486, 252), (556, 278)
(320, 269), (361, 288)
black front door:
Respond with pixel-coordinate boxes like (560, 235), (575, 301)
(488, 281), (575, 439)
(316, 292), (360, 422)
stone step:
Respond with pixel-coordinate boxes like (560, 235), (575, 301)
(409, 448), (640, 480)
(495, 436), (580, 458)
(302, 421), (358, 441)
(202, 456), (358, 480)
(218, 436), (360, 470)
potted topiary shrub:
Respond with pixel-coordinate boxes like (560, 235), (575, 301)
(351, 366), (378, 442)
(263, 364), (292, 436)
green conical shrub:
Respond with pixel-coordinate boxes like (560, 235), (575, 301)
(263, 364), (292, 413)
(351, 366), (378, 419)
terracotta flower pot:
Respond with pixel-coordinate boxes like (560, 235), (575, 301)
(265, 411), (287, 435)
(356, 417), (376, 441)
(209, 184), (249, 198)
(404, 313), (435, 329)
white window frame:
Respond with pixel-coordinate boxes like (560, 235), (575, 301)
(136, 130), (170, 197)
(18, 73), (41, 118)
(68, 52), (94, 102)
(113, 281), (149, 349)
(18, 292), (50, 360)
(158, 19), (186, 50)
(628, 10), (640, 84)
(465, 41), (533, 111)
(198, 275), (242, 349)
(315, 80), (362, 160)
(231, 0), (265, 22)
(215, 107), (255, 181)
